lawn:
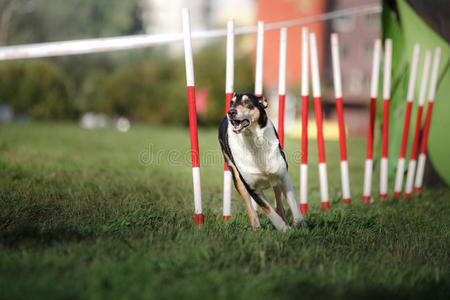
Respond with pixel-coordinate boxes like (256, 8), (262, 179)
(0, 122), (449, 299)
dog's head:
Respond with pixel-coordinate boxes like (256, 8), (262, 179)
(227, 93), (268, 134)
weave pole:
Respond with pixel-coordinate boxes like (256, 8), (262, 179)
(310, 33), (329, 210)
(330, 33), (351, 204)
(299, 27), (309, 214)
(182, 8), (203, 224)
(379, 39), (392, 199)
(414, 47), (441, 194)
(363, 39), (381, 203)
(404, 50), (431, 198)
(393, 44), (420, 198)
(251, 21), (265, 211)
(277, 28), (288, 149)
(223, 19), (234, 221)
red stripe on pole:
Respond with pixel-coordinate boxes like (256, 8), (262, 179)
(399, 101), (413, 158)
(420, 102), (434, 155)
(335, 97), (347, 161)
(300, 204), (308, 214)
(410, 106), (424, 159)
(301, 95), (308, 164)
(381, 99), (390, 158)
(278, 94), (285, 149)
(366, 97), (377, 159)
(255, 94), (262, 97)
(187, 85), (200, 167)
(314, 97), (326, 163)
(195, 213), (204, 224)
(224, 92), (233, 171)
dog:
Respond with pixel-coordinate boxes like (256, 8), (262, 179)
(218, 93), (306, 232)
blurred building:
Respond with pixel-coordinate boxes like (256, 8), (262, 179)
(256, 0), (380, 135)
(140, 0), (256, 54)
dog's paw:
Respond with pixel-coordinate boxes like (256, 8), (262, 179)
(294, 218), (308, 229)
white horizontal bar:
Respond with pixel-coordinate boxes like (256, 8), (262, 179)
(0, 4), (381, 61)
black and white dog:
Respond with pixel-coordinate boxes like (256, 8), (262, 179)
(218, 93), (306, 232)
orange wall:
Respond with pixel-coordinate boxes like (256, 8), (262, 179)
(256, 0), (327, 89)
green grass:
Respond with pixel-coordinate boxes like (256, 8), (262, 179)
(0, 122), (449, 299)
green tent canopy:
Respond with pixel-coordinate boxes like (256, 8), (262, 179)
(381, 0), (449, 185)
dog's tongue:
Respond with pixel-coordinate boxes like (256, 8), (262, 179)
(234, 119), (249, 131)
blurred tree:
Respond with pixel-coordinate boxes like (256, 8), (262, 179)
(0, 60), (76, 119)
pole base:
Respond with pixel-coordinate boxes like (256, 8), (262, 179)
(300, 204), (308, 214)
(379, 194), (387, 199)
(343, 198), (351, 204)
(223, 215), (230, 221)
(404, 193), (411, 199)
(413, 187), (421, 194)
(194, 213), (204, 225)
(363, 196), (371, 203)
(321, 202), (330, 210)
(393, 191), (401, 198)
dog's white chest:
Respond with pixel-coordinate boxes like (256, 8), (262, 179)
(228, 123), (286, 190)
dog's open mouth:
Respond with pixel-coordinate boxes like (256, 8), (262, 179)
(231, 119), (250, 132)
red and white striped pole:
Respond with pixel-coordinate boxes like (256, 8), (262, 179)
(251, 21), (265, 211)
(379, 39), (392, 199)
(393, 44), (420, 198)
(309, 33), (329, 210)
(330, 33), (351, 204)
(363, 39), (381, 203)
(414, 47), (441, 194)
(299, 27), (309, 214)
(404, 50), (432, 198)
(223, 19), (234, 221)
(277, 28), (288, 149)
(182, 8), (203, 225)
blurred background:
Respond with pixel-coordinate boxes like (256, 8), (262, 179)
(0, 0), (380, 135)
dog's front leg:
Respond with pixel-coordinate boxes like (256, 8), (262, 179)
(280, 174), (307, 228)
(273, 186), (288, 224)
(253, 191), (289, 232)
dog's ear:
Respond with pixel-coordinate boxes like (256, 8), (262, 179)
(258, 96), (268, 109)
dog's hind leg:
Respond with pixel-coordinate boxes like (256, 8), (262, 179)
(273, 186), (288, 224)
(280, 174), (307, 228)
(252, 191), (289, 232)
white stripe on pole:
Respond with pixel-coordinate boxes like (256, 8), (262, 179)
(330, 33), (342, 98)
(182, 8), (195, 87)
(363, 159), (373, 202)
(300, 164), (308, 205)
(192, 167), (202, 214)
(370, 40), (382, 98)
(340, 161), (351, 201)
(414, 154), (427, 190)
(394, 157), (406, 195)
(301, 27), (309, 97)
(382, 39), (392, 100)
(223, 170), (232, 217)
(404, 51), (432, 196)
(225, 19), (235, 94)
(427, 47), (442, 103)
(0, 4), (381, 61)
(318, 163), (329, 205)
(255, 21), (265, 96)
(380, 157), (388, 196)
(278, 28), (287, 95)
(309, 33), (321, 98)
(404, 159), (417, 196)
(418, 51), (432, 106)
(406, 44), (421, 102)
